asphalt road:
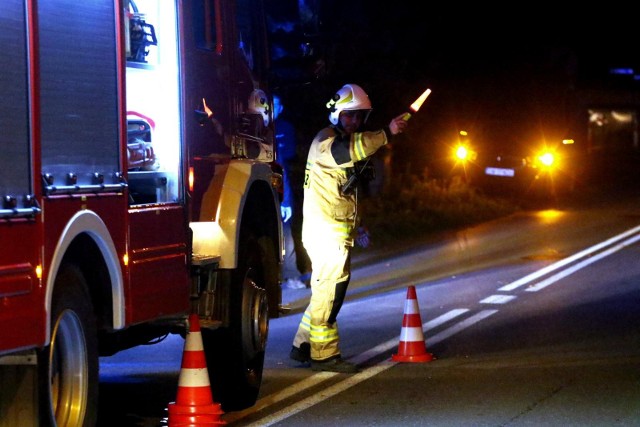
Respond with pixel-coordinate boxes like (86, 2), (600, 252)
(99, 185), (640, 426)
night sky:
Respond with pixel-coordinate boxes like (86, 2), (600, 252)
(265, 1), (640, 175)
(266, 2), (640, 91)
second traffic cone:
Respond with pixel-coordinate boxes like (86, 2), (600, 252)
(392, 286), (434, 363)
(167, 313), (226, 426)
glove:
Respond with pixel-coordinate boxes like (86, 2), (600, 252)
(355, 226), (371, 248)
(281, 205), (292, 223)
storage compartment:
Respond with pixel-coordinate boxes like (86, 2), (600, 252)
(125, 0), (181, 205)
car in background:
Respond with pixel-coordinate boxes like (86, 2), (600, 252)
(450, 128), (579, 201)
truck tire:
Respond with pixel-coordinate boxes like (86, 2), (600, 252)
(203, 234), (273, 411)
(38, 264), (98, 427)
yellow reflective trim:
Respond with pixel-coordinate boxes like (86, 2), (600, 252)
(334, 231), (351, 240)
(310, 333), (339, 342)
(309, 324), (339, 343)
(338, 90), (353, 105)
(312, 329), (339, 339)
(353, 133), (366, 161)
(334, 223), (350, 232)
(309, 319), (339, 343)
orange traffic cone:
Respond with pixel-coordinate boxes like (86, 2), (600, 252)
(392, 286), (434, 363)
(167, 313), (226, 426)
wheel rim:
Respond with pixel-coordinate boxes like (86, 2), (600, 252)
(242, 277), (269, 358)
(49, 309), (88, 427)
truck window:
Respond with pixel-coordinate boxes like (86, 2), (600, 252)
(126, 0), (182, 205)
(0, 0), (30, 215)
(236, 0), (268, 78)
(193, 0), (220, 52)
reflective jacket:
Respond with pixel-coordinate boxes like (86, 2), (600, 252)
(302, 125), (389, 246)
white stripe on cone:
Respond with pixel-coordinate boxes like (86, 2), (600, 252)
(177, 367), (211, 387)
(403, 299), (420, 314)
(185, 331), (204, 351)
(399, 325), (424, 342)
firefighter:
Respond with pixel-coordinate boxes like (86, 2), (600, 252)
(290, 83), (409, 373)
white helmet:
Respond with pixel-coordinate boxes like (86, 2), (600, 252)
(326, 83), (372, 125)
(247, 89), (270, 126)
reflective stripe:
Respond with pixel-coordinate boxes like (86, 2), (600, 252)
(334, 222), (352, 238)
(353, 133), (366, 161)
(403, 299), (420, 315)
(177, 369), (211, 387)
(305, 220), (352, 242)
(184, 330), (204, 351)
(299, 311), (311, 331)
(310, 324), (339, 343)
(399, 326), (424, 342)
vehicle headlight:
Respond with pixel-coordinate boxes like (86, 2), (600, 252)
(453, 144), (476, 162)
(537, 151), (555, 168)
(455, 145), (469, 161)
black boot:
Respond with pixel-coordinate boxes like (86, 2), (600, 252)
(289, 342), (311, 363)
(311, 356), (359, 373)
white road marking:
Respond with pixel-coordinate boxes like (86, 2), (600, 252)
(480, 294), (517, 304)
(525, 232), (640, 292)
(224, 308), (470, 424)
(427, 310), (498, 346)
(350, 308), (468, 365)
(222, 372), (339, 423)
(499, 224), (640, 291)
(243, 362), (396, 427)
(227, 225), (640, 425)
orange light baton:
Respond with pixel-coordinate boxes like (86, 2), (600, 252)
(202, 97), (213, 117)
(402, 88), (432, 120)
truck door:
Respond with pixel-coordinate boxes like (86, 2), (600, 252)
(0, 0), (43, 351)
(179, 0), (273, 221)
(125, 0), (190, 322)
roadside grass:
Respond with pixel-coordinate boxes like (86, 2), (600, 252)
(357, 174), (519, 249)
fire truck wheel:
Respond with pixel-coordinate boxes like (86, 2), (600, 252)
(203, 235), (274, 411)
(37, 263), (99, 427)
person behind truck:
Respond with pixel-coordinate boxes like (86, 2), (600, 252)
(289, 83), (409, 373)
(273, 93), (312, 289)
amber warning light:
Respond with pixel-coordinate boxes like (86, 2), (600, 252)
(402, 88), (432, 120)
(189, 166), (195, 192)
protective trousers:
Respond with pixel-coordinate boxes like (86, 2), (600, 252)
(292, 240), (351, 361)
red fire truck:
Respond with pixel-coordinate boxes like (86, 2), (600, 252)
(0, 0), (283, 425)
